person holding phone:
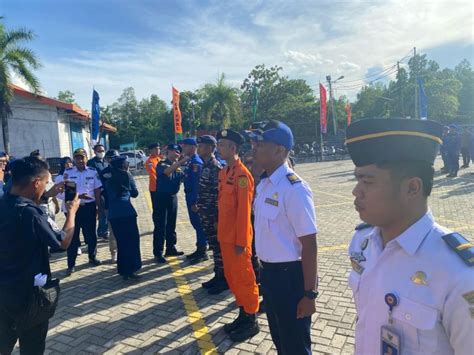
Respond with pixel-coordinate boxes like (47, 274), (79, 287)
(63, 148), (103, 276)
(104, 155), (142, 280)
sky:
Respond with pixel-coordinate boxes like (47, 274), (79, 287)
(2, 0), (473, 110)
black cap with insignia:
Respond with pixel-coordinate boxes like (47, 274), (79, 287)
(167, 143), (182, 153)
(216, 129), (244, 145)
(148, 143), (160, 150)
(345, 118), (443, 167)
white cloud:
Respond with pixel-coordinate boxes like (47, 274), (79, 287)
(30, 0), (474, 108)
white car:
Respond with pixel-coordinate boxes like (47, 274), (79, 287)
(119, 151), (147, 170)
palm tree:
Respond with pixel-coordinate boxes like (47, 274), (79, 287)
(0, 18), (41, 153)
(199, 73), (242, 128)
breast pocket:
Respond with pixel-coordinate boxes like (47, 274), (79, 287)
(392, 296), (439, 352)
(259, 202), (279, 227)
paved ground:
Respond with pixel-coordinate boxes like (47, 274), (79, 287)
(19, 158), (474, 354)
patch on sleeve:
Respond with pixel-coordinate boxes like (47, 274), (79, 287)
(286, 173), (301, 184)
(462, 291), (474, 305)
(238, 176), (248, 188)
(442, 233), (474, 266)
(193, 164), (199, 172)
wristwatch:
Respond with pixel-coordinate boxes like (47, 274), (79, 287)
(304, 290), (319, 300)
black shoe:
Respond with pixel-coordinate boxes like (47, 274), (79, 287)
(165, 248), (184, 256)
(202, 275), (219, 289)
(89, 258), (102, 266)
(224, 307), (246, 334)
(66, 267), (75, 276)
(189, 252), (209, 265)
(128, 273), (141, 280)
(229, 314), (260, 342)
(155, 255), (167, 263)
(186, 249), (200, 260)
(208, 278), (229, 295)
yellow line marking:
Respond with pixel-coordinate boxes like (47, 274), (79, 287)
(144, 189), (217, 354)
(320, 244), (347, 252)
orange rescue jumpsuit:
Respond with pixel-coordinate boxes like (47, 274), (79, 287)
(217, 159), (259, 314)
(145, 155), (161, 192)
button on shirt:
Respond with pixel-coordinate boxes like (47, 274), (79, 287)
(254, 163), (318, 263)
(63, 167), (102, 203)
(348, 212), (474, 355)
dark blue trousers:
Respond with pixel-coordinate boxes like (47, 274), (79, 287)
(67, 202), (97, 268)
(261, 261), (312, 355)
(110, 216), (142, 276)
(153, 193), (178, 256)
(185, 197), (207, 248)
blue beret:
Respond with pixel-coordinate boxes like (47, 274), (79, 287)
(182, 137), (197, 146)
(197, 135), (217, 145)
(167, 143), (182, 152)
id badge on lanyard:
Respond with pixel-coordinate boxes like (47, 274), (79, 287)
(381, 293), (401, 355)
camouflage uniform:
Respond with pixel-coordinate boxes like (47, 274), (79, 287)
(197, 156), (223, 277)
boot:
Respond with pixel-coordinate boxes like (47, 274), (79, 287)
(165, 247), (184, 256)
(229, 313), (260, 342)
(208, 278), (229, 295)
(189, 248), (209, 264)
(186, 249), (200, 260)
(202, 274), (219, 289)
(224, 307), (246, 334)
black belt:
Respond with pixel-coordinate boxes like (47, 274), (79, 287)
(260, 260), (301, 271)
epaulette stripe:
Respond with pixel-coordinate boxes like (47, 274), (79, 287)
(442, 233), (474, 267)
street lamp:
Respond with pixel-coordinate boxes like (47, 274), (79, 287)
(326, 75), (344, 135)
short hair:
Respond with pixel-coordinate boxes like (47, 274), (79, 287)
(93, 144), (105, 151)
(376, 160), (434, 197)
(11, 156), (50, 188)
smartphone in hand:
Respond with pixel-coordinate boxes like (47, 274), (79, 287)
(64, 181), (77, 202)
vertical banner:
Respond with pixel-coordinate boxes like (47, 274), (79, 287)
(319, 83), (327, 134)
(417, 78), (428, 120)
(91, 90), (100, 144)
(345, 101), (352, 126)
(172, 86), (183, 141)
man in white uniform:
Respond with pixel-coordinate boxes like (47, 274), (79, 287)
(346, 118), (474, 355)
(253, 120), (318, 354)
(64, 148), (103, 275)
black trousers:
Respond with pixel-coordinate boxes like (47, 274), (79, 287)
(150, 191), (159, 241)
(461, 147), (470, 167)
(67, 202), (97, 268)
(153, 192), (177, 256)
(260, 261), (312, 355)
(110, 216), (142, 276)
(0, 292), (48, 355)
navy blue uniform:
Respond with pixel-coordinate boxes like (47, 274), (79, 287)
(184, 153), (207, 247)
(445, 132), (461, 175)
(0, 193), (63, 354)
(88, 157), (109, 237)
(153, 159), (184, 256)
(105, 169), (142, 277)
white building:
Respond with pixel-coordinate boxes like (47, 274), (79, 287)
(0, 84), (116, 159)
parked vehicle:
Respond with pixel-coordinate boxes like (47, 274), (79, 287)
(119, 151), (147, 169)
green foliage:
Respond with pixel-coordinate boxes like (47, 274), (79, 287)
(56, 90), (76, 104)
(0, 18), (41, 153)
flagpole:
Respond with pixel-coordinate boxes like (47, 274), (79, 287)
(318, 83), (324, 162)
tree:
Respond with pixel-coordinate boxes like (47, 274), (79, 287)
(454, 59), (474, 123)
(57, 90), (76, 104)
(0, 18), (41, 153)
(199, 73), (242, 129)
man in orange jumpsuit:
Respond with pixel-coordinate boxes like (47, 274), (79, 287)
(216, 129), (260, 342)
(145, 143), (161, 244)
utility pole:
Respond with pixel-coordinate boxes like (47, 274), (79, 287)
(413, 47), (418, 119)
(397, 61), (405, 118)
(326, 75), (337, 135)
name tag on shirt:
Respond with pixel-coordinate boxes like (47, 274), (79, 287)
(264, 197), (278, 207)
(86, 177), (94, 180)
(381, 326), (401, 355)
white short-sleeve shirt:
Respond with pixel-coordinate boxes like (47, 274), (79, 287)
(348, 212), (474, 355)
(254, 163), (317, 262)
(63, 166), (102, 204)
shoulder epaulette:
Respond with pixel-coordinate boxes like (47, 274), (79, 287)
(286, 173), (301, 185)
(442, 233), (474, 266)
(355, 223), (372, 231)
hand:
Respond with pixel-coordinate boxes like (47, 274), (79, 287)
(191, 205), (198, 213)
(179, 156), (190, 165)
(65, 194), (80, 214)
(234, 246), (245, 255)
(45, 181), (65, 198)
(296, 296), (316, 319)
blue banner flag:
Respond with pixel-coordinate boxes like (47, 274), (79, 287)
(418, 78), (428, 120)
(91, 90), (100, 142)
